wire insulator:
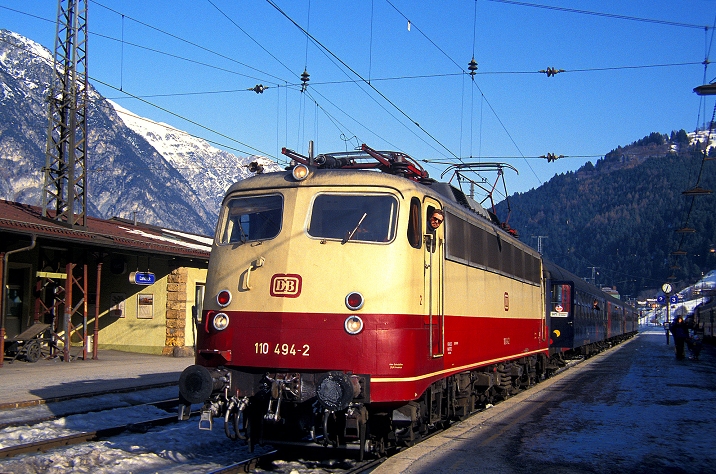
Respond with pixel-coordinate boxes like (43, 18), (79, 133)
(539, 67), (565, 77)
(540, 153), (564, 162)
(300, 69), (310, 92)
(468, 57), (478, 76)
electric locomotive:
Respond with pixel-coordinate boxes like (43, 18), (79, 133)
(178, 144), (629, 457)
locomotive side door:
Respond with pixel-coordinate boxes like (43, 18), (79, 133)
(423, 199), (444, 358)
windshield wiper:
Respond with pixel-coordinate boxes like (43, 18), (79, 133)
(342, 213), (367, 244)
(238, 222), (248, 243)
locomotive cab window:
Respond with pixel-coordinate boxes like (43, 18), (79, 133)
(308, 193), (398, 243)
(407, 197), (422, 249)
(220, 194), (283, 244)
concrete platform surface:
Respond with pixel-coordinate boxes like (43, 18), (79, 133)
(374, 327), (716, 474)
(0, 350), (193, 409)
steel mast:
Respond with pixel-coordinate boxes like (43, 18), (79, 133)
(42, 0), (89, 228)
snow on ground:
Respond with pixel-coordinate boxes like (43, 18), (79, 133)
(0, 386), (273, 473)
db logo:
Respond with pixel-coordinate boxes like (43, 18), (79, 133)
(270, 274), (302, 298)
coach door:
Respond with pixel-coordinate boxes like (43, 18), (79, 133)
(549, 281), (574, 348)
(424, 199), (444, 358)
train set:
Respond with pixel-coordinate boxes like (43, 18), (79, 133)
(178, 145), (638, 459)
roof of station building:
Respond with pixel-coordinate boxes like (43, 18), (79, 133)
(0, 199), (211, 260)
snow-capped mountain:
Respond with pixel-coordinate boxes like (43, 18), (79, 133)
(0, 29), (278, 235)
(108, 101), (279, 220)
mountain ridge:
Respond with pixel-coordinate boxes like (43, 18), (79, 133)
(0, 29), (279, 235)
(496, 133), (715, 298)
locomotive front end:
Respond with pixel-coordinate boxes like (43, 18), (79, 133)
(179, 164), (420, 455)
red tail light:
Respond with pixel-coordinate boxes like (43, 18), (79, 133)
(217, 290), (231, 307)
(345, 292), (364, 310)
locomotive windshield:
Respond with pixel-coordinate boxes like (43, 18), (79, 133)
(219, 194), (283, 244)
(308, 193), (398, 243)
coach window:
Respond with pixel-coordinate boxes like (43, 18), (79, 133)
(220, 194), (283, 244)
(308, 193), (398, 243)
(552, 283), (571, 313)
(407, 197), (422, 249)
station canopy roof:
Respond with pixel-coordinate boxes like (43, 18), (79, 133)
(0, 199), (211, 260)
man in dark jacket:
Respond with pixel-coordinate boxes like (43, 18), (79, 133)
(670, 316), (689, 360)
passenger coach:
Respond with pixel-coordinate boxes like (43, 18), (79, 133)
(545, 261), (637, 358)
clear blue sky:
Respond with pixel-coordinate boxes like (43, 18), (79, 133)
(3, 0), (716, 197)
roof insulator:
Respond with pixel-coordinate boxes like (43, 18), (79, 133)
(248, 161), (264, 174)
(468, 57), (478, 77)
(300, 69), (310, 92)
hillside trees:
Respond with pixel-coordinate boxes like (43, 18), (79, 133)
(496, 137), (714, 297)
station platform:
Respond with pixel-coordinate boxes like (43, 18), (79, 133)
(374, 326), (716, 474)
(0, 350), (193, 409)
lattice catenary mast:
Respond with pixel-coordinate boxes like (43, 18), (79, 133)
(42, 0), (88, 228)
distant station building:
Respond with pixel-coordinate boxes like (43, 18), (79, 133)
(601, 286), (620, 300)
(1, 199), (210, 365)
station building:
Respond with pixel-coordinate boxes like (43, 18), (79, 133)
(0, 199), (211, 366)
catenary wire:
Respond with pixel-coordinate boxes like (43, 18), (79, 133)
(266, 0), (461, 161)
(487, 0), (710, 30)
(93, 1), (288, 84)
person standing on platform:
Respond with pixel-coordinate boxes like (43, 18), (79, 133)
(669, 316), (688, 360)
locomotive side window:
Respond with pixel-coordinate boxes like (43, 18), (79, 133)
(308, 193), (398, 243)
(445, 212), (540, 285)
(407, 197), (422, 249)
(220, 194), (283, 244)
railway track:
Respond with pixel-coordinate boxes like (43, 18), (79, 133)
(207, 352), (595, 474)
(0, 346), (611, 472)
(0, 398), (179, 431)
(0, 401), (184, 460)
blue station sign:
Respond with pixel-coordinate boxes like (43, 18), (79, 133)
(129, 271), (156, 285)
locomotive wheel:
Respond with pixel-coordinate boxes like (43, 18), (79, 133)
(24, 340), (42, 363)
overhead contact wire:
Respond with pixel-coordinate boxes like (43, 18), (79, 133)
(266, 0), (460, 161)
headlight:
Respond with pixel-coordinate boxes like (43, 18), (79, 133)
(292, 163), (310, 181)
(344, 315), (364, 335)
(213, 312), (229, 331)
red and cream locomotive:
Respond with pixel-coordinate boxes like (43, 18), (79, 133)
(178, 144), (636, 458)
